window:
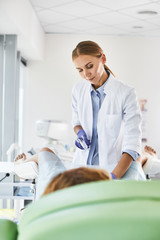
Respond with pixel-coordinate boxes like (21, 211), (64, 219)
(0, 35), (25, 162)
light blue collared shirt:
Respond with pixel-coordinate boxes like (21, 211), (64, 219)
(87, 79), (107, 165)
(87, 72), (140, 166)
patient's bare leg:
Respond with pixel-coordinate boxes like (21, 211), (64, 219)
(15, 153), (38, 164)
(14, 147), (55, 165)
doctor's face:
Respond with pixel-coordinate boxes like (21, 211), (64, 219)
(73, 54), (107, 89)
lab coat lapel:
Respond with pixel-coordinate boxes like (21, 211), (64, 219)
(99, 74), (115, 115)
(85, 84), (93, 139)
(103, 74), (116, 95)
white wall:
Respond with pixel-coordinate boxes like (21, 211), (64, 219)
(0, 0), (45, 60)
(24, 34), (160, 155)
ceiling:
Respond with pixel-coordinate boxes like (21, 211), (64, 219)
(29, 0), (160, 37)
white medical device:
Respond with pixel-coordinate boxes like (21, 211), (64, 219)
(35, 120), (69, 144)
(35, 120), (75, 163)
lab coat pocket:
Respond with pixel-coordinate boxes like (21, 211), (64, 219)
(105, 114), (122, 139)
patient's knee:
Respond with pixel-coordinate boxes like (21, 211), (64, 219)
(40, 147), (55, 154)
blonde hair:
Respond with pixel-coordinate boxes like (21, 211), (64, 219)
(42, 167), (111, 196)
(72, 40), (115, 77)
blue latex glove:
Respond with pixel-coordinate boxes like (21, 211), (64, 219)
(75, 129), (91, 150)
(110, 172), (117, 180)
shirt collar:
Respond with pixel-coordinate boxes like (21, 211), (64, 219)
(90, 70), (110, 95)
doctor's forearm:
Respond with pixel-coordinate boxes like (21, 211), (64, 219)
(74, 125), (83, 135)
(112, 153), (133, 179)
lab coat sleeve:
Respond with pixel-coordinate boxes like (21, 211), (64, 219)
(122, 88), (142, 155)
(71, 84), (81, 128)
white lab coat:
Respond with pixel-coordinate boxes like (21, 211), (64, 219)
(72, 74), (142, 172)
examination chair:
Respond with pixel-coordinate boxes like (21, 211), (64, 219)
(1, 180), (160, 240)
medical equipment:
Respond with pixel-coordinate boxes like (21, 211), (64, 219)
(28, 147), (36, 155)
(0, 144), (36, 220)
(76, 138), (89, 150)
(35, 120), (74, 163)
(75, 129), (91, 150)
(14, 161), (38, 179)
(0, 173), (10, 182)
(35, 119), (69, 143)
(0, 162), (35, 219)
(7, 143), (20, 162)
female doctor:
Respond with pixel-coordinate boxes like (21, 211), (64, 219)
(72, 40), (145, 180)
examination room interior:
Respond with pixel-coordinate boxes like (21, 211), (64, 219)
(1, 0), (160, 231)
(1, 0), (160, 155)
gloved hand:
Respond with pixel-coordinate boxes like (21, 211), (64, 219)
(75, 129), (91, 150)
(110, 172), (117, 180)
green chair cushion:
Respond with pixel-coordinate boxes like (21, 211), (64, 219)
(18, 181), (160, 240)
(0, 219), (18, 240)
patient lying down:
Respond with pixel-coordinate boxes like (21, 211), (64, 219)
(42, 166), (111, 196)
(14, 145), (160, 199)
(14, 147), (111, 199)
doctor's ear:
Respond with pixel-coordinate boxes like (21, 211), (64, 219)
(101, 54), (106, 65)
